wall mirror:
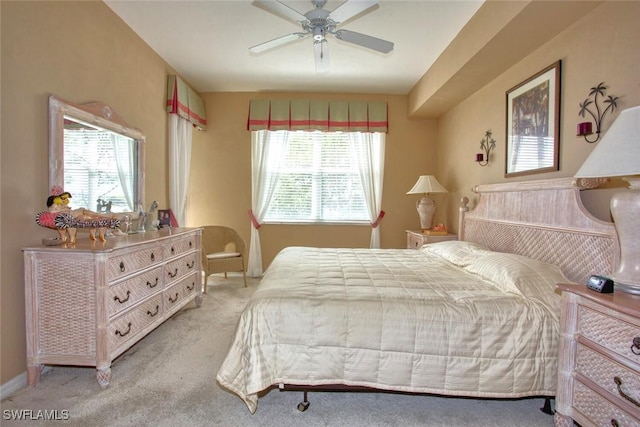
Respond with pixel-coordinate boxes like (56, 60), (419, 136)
(49, 95), (145, 215)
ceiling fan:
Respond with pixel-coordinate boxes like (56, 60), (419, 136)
(250, 0), (394, 72)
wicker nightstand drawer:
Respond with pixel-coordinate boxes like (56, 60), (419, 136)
(579, 305), (640, 364)
(573, 380), (639, 426)
(576, 343), (640, 404)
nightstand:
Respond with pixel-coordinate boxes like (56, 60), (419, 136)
(405, 230), (457, 249)
(554, 284), (640, 427)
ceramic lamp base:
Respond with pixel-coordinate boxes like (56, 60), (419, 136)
(416, 196), (436, 230)
(610, 178), (640, 295)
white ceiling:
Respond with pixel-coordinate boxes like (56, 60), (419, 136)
(105, 0), (483, 95)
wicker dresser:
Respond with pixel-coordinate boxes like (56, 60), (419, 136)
(23, 227), (202, 388)
(555, 284), (640, 426)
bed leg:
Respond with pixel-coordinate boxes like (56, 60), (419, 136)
(297, 391), (310, 412)
(540, 397), (554, 415)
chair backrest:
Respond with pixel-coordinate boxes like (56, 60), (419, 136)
(201, 225), (246, 256)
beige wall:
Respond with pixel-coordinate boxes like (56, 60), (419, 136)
(1, 1), (174, 384)
(435, 1), (640, 228)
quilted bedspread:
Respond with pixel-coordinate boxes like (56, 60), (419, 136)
(216, 242), (566, 413)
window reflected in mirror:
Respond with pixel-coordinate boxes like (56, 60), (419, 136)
(63, 117), (138, 213)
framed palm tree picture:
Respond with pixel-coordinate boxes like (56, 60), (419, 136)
(505, 61), (561, 177)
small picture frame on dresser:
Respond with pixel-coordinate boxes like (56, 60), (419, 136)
(158, 209), (172, 228)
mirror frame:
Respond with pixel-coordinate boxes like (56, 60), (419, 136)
(49, 95), (145, 215)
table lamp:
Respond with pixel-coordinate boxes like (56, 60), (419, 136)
(406, 175), (448, 230)
(574, 105), (640, 295)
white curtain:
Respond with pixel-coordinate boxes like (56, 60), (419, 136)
(349, 132), (386, 248)
(168, 114), (193, 226)
(112, 134), (136, 211)
(248, 130), (289, 277)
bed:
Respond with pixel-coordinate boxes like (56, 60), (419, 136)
(216, 177), (619, 413)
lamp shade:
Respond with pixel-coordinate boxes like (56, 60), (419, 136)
(406, 175), (448, 194)
(575, 105), (640, 178)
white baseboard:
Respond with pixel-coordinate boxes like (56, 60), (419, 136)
(1, 367), (51, 400)
(0, 372), (26, 400)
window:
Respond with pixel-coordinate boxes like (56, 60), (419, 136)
(258, 130), (383, 224)
(63, 121), (137, 213)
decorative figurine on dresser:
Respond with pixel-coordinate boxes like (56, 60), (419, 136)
(35, 185), (121, 244)
(554, 284), (640, 426)
(23, 226), (203, 388)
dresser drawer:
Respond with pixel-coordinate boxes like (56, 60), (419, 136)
(164, 273), (198, 313)
(573, 380), (639, 426)
(165, 252), (198, 285)
(576, 344), (640, 405)
(579, 305), (640, 364)
(108, 245), (162, 281)
(108, 294), (163, 350)
(163, 234), (197, 260)
(107, 266), (163, 317)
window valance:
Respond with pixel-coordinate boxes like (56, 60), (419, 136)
(166, 75), (207, 130)
(247, 99), (388, 133)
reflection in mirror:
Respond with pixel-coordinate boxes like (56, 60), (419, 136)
(49, 95), (145, 215)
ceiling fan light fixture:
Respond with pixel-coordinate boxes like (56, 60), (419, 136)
(312, 26), (324, 41)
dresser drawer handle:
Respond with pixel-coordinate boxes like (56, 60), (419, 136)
(147, 305), (159, 317)
(187, 281), (195, 291)
(632, 337), (640, 355)
(119, 261), (126, 272)
(115, 322), (132, 337)
(114, 290), (131, 304)
(147, 277), (159, 288)
(186, 260), (195, 269)
(171, 246), (175, 255)
(168, 268), (178, 278)
(614, 376), (640, 407)
(189, 241), (193, 248)
(611, 420), (619, 427)
(150, 252), (155, 262)
(168, 292), (179, 303)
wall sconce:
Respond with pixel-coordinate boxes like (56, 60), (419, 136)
(577, 82), (619, 143)
(476, 130), (495, 166)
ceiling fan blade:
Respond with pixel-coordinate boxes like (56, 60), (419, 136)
(252, 0), (307, 25)
(250, 33), (308, 53)
(329, 0), (378, 25)
(314, 40), (330, 73)
(334, 29), (393, 53)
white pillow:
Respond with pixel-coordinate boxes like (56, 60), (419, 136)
(420, 240), (491, 267)
(463, 251), (567, 302)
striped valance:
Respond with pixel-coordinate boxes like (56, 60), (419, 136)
(166, 75), (207, 130)
(247, 99), (388, 133)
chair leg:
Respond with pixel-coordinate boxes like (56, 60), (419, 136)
(242, 269), (248, 287)
(202, 270), (208, 294)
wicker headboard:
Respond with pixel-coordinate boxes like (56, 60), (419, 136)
(458, 177), (619, 285)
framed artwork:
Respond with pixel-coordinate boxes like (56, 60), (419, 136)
(158, 209), (172, 228)
(505, 61), (561, 178)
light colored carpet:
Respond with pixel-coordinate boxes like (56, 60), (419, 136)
(2, 273), (554, 426)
